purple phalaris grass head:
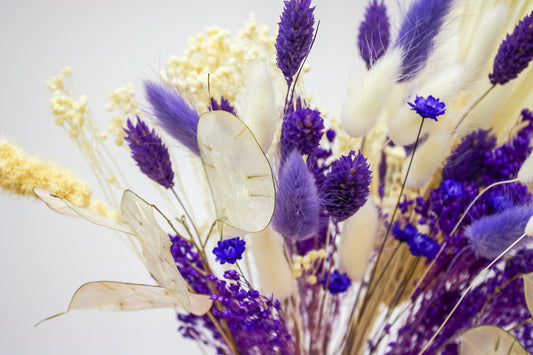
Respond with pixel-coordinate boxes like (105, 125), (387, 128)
(320, 150), (372, 221)
(272, 150), (320, 240)
(275, 0), (315, 85)
(144, 81), (200, 155)
(357, 0), (390, 69)
(465, 204), (533, 260)
(280, 107), (324, 163)
(489, 11), (533, 85)
(123, 117), (174, 188)
(209, 96), (236, 115)
(394, 0), (454, 82)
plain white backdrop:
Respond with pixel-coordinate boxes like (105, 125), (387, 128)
(0, 0), (376, 353)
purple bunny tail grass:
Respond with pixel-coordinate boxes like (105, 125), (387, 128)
(144, 81), (200, 155)
(209, 96), (236, 115)
(394, 0), (454, 82)
(272, 150), (320, 240)
(275, 0), (315, 86)
(123, 117), (175, 188)
(357, 0), (390, 69)
(465, 204), (533, 260)
(489, 11), (533, 85)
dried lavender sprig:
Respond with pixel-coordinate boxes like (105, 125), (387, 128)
(275, 0), (315, 86)
(357, 0), (390, 69)
(489, 11), (533, 85)
(123, 117), (174, 188)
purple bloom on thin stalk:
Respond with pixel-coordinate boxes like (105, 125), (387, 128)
(408, 95), (446, 121)
(489, 11), (533, 85)
(357, 0), (390, 69)
(322, 270), (351, 295)
(213, 237), (246, 265)
(275, 0), (315, 85)
(144, 81), (200, 155)
(123, 117), (174, 188)
(272, 150), (320, 240)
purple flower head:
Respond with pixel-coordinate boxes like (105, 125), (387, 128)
(407, 233), (439, 259)
(320, 150), (372, 221)
(280, 107), (324, 162)
(144, 81), (200, 155)
(465, 205), (533, 260)
(213, 237), (246, 265)
(326, 128), (336, 143)
(357, 0), (390, 69)
(272, 150), (320, 240)
(442, 179), (463, 199)
(392, 222), (418, 242)
(394, 0), (454, 82)
(489, 11), (533, 85)
(123, 117), (174, 188)
(322, 270), (351, 295)
(275, 0), (315, 85)
(408, 95), (446, 121)
(209, 96), (236, 115)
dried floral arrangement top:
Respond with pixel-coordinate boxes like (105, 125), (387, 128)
(2, 0), (533, 354)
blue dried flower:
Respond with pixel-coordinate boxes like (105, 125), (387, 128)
(322, 270), (351, 295)
(407, 233), (440, 259)
(144, 81), (200, 155)
(272, 150), (320, 240)
(209, 96), (236, 115)
(123, 117), (174, 188)
(392, 222), (418, 242)
(213, 237), (246, 265)
(280, 107), (324, 162)
(357, 0), (390, 69)
(489, 11), (533, 85)
(275, 0), (315, 85)
(408, 95), (446, 121)
(321, 150), (372, 221)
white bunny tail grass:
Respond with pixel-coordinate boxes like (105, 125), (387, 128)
(339, 199), (379, 281)
(403, 129), (452, 189)
(518, 152), (533, 184)
(237, 61), (279, 153)
(246, 226), (296, 301)
(341, 49), (402, 138)
(525, 215), (533, 236)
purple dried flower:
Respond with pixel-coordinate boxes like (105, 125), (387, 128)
(213, 237), (246, 265)
(123, 117), (174, 188)
(275, 0), (315, 85)
(272, 150), (320, 240)
(489, 11), (533, 85)
(326, 128), (336, 142)
(322, 270), (351, 295)
(320, 150), (372, 221)
(395, 0), (454, 82)
(408, 95), (446, 121)
(144, 81), (200, 155)
(407, 233), (440, 259)
(357, 0), (390, 69)
(392, 222), (418, 242)
(465, 205), (533, 259)
(280, 107), (324, 162)
(209, 96), (236, 115)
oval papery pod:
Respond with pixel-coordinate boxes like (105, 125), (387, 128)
(459, 325), (527, 355)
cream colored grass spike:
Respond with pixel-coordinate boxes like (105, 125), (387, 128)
(459, 325), (527, 355)
(34, 187), (132, 234)
(523, 272), (533, 316)
(197, 110), (275, 232)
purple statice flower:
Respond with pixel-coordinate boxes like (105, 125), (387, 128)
(442, 129), (497, 183)
(144, 81), (200, 155)
(280, 107), (324, 162)
(322, 270), (351, 295)
(123, 117), (174, 188)
(320, 150), (372, 221)
(212, 237), (246, 265)
(464, 204), (533, 260)
(207, 272), (296, 355)
(392, 222), (418, 242)
(272, 150), (320, 240)
(357, 0), (390, 69)
(326, 128), (336, 143)
(275, 0), (315, 85)
(407, 233), (440, 259)
(408, 95), (446, 121)
(395, 0), (454, 82)
(209, 96), (236, 115)
(489, 11), (533, 85)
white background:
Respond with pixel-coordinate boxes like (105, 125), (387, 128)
(0, 0), (377, 354)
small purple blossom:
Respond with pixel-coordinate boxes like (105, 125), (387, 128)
(408, 95), (446, 121)
(280, 107), (324, 162)
(209, 96), (236, 115)
(407, 233), (440, 259)
(213, 237), (246, 265)
(322, 270), (351, 295)
(357, 0), (390, 68)
(275, 0), (315, 85)
(123, 117), (174, 188)
(392, 222), (418, 242)
(489, 11), (533, 85)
